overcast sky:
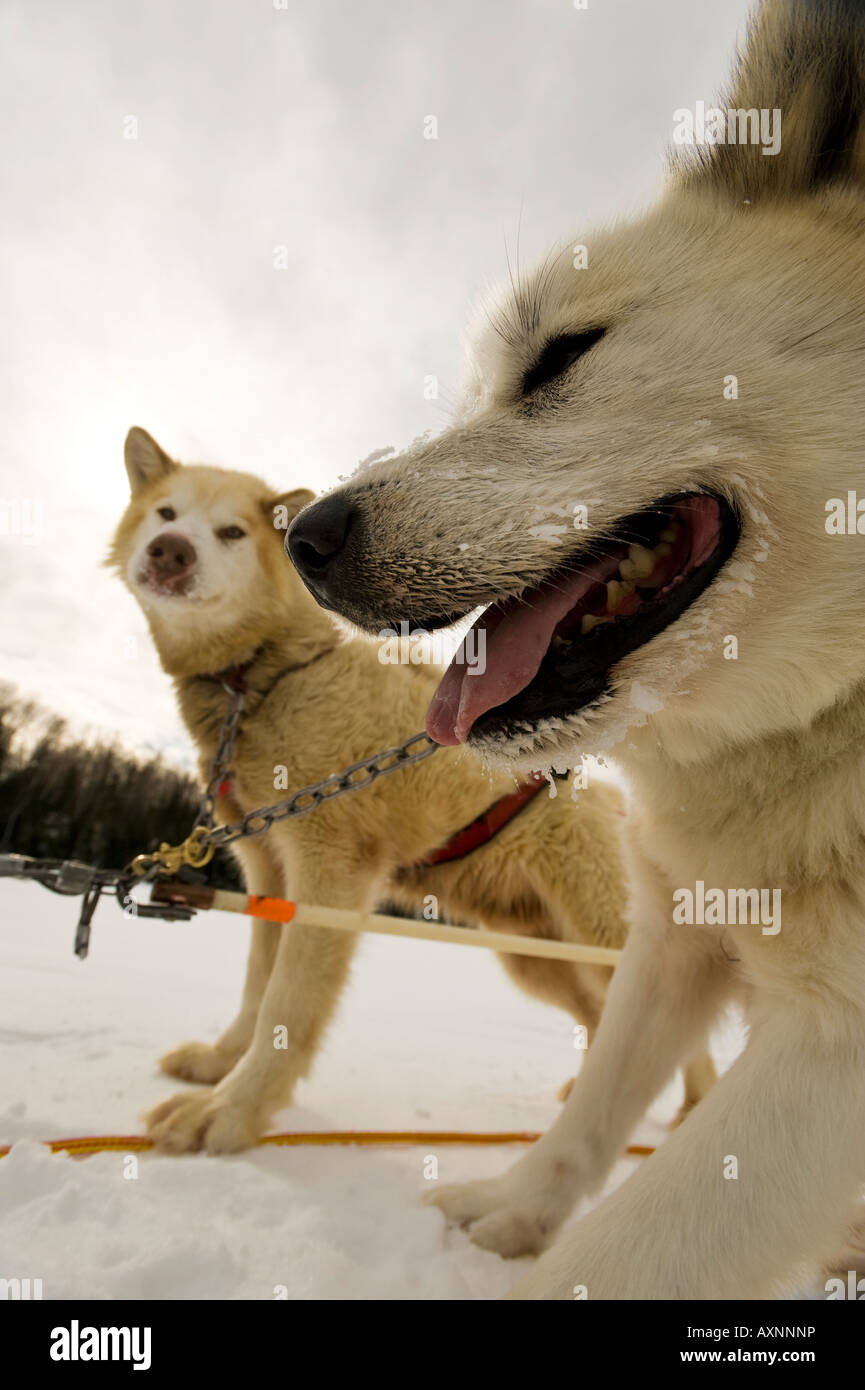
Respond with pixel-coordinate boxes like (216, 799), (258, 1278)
(0, 0), (752, 762)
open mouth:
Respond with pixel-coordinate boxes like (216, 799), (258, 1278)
(426, 492), (740, 746)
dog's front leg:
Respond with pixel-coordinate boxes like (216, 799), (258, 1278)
(159, 839), (284, 1084)
(158, 920), (282, 1085)
(146, 859), (375, 1153)
(428, 854), (733, 1256)
(510, 994), (865, 1299)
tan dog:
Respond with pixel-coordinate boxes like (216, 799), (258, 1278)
(284, 0), (865, 1297)
(109, 427), (713, 1155)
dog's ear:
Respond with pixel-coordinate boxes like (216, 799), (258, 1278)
(674, 0), (865, 200)
(263, 488), (315, 537)
(124, 428), (177, 495)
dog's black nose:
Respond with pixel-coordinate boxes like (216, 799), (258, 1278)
(286, 495), (355, 580)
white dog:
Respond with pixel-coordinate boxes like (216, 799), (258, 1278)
(286, 0), (865, 1297)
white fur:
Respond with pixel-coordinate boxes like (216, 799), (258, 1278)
(309, 0), (865, 1297)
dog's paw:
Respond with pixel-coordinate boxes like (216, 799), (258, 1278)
(145, 1088), (262, 1154)
(425, 1177), (551, 1257)
(159, 1040), (239, 1085)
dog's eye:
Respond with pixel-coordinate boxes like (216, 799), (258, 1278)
(522, 329), (607, 396)
(217, 525), (246, 541)
(157, 506), (176, 521)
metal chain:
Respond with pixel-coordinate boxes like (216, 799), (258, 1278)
(195, 684), (247, 831)
(130, 684), (439, 878)
(204, 729), (438, 849)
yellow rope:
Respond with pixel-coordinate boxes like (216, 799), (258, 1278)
(0, 1131), (656, 1159)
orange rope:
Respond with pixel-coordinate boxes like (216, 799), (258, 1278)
(0, 1131), (657, 1159)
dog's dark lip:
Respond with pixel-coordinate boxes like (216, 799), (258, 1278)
(466, 491), (741, 743)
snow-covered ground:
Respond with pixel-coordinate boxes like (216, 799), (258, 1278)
(0, 877), (752, 1300)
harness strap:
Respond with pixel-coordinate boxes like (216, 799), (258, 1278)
(217, 768), (563, 865)
(410, 772), (551, 868)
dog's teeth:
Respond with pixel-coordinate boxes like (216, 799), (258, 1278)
(654, 542), (672, 557)
(606, 580), (624, 611)
(551, 634), (572, 650)
(660, 527), (677, 543)
(606, 579), (636, 612)
(619, 557), (638, 580)
(627, 544), (656, 578)
(581, 613), (603, 635)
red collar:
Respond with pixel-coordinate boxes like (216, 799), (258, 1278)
(201, 643), (333, 696)
(202, 653), (261, 694)
(410, 772), (551, 868)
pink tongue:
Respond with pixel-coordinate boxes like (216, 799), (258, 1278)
(426, 551), (619, 746)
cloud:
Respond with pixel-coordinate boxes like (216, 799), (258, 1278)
(0, 0), (751, 755)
